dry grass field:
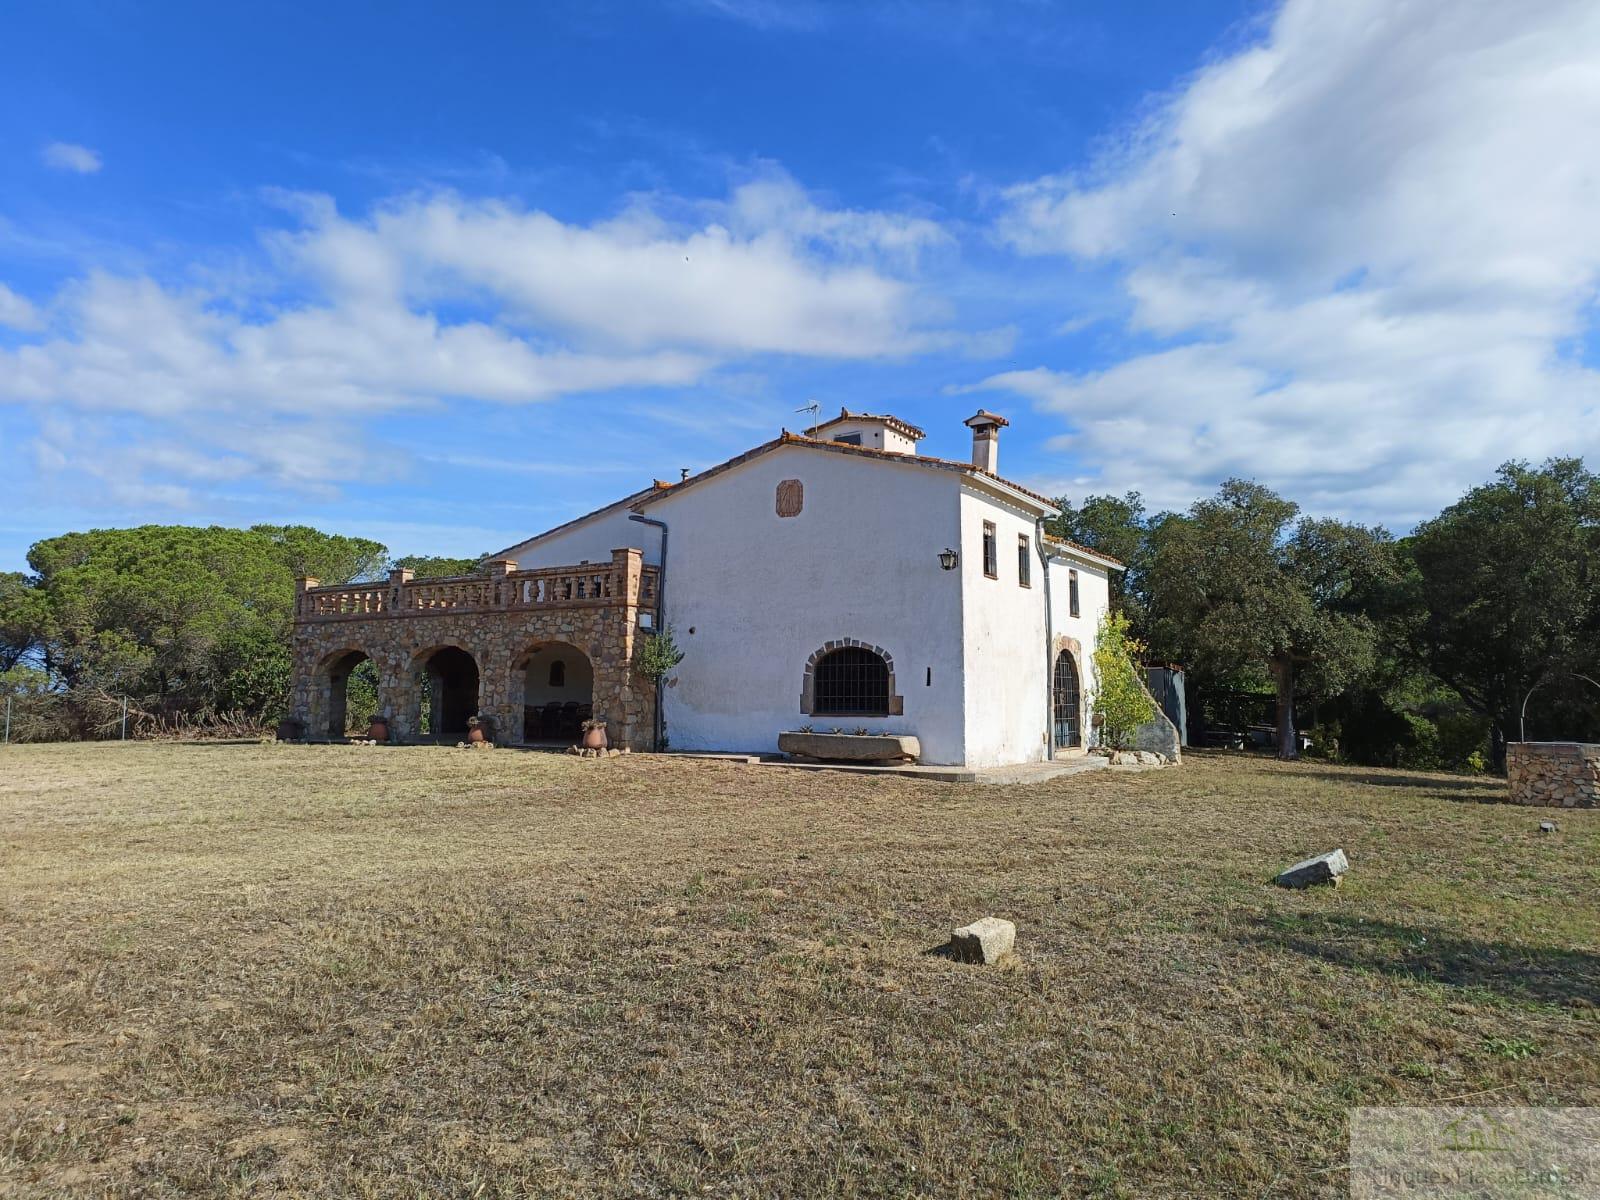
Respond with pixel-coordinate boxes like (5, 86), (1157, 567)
(1, 743), (1596, 1198)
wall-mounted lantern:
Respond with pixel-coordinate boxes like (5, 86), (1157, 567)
(938, 547), (960, 571)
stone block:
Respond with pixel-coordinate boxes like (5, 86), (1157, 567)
(949, 916), (1016, 964)
(1110, 749), (1165, 766)
(1275, 849), (1349, 889)
(778, 731), (920, 762)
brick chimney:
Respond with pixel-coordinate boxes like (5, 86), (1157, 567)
(964, 410), (1009, 473)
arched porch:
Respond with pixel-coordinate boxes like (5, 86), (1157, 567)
(409, 644), (482, 742)
(309, 646), (381, 740)
(509, 640), (594, 744)
(289, 548), (656, 749)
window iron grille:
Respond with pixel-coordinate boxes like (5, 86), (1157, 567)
(814, 647), (890, 716)
(1053, 651), (1081, 748)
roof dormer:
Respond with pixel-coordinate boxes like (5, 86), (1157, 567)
(808, 408), (926, 455)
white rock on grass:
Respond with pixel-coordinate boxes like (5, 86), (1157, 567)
(1275, 849), (1349, 889)
(949, 917), (1016, 964)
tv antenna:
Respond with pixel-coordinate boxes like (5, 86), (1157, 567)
(793, 399), (820, 437)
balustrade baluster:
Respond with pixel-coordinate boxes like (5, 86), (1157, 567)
(298, 558), (646, 621)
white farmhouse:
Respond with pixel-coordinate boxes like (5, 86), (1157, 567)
(288, 409), (1123, 767)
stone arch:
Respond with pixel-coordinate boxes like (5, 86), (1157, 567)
(1051, 635), (1087, 755)
(406, 643), (483, 742)
(308, 645), (382, 739)
(801, 638), (902, 717)
(508, 639), (595, 744)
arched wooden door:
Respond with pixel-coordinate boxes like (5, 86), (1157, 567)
(1052, 651), (1081, 749)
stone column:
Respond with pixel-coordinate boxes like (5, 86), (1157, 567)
(287, 577), (320, 731)
(387, 566), (413, 614)
(295, 575), (320, 618)
(471, 565), (527, 746)
(483, 558), (515, 609)
(476, 627), (523, 749)
(384, 644), (423, 744)
(608, 547), (653, 751)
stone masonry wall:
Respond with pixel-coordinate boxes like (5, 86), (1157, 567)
(290, 548), (654, 750)
(1506, 742), (1600, 808)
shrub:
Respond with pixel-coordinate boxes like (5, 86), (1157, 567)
(635, 625), (685, 684)
(1092, 611), (1157, 750)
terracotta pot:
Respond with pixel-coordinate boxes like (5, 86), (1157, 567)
(368, 718), (389, 742)
(581, 723), (609, 750)
(467, 726), (486, 744)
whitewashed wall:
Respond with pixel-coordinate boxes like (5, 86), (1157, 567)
(507, 504), (659, 571)
(492, 442), (1105, 766)
(815, 420), (919, 454)
(647, 445), (971, 763)
(957, 488), (1050, 766)
(1046, 556), (1112, 746)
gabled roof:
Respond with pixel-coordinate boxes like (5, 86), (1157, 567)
(810, 407), (927, 442)
(489, 484), (658, 561)
(1044, 536), (1125, 572)
(631, 431), (1060, 514)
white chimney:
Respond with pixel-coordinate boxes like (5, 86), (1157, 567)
(964, 410), (1009, 473)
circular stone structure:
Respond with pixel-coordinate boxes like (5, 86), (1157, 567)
(1506, 742), (1600, 808)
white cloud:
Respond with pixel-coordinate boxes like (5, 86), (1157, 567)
(41, 142), (102, 174)
(271, 175), (951, 358)
(0, 173), (957, 502)
(987, 0), (1600, 526)
(0, 282), (40, 330)
(683, 0), (826, 31)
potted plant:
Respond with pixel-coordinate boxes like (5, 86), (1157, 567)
(581, 717), (609, 750)
(368, 714), (389, 741)
(467, 715), (488, 744)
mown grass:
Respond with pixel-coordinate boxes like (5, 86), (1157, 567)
(1, 743), (1595, 1197)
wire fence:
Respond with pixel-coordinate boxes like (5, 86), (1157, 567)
(1, 689), (270, 745)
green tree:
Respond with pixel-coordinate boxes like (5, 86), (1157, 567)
(1144, 480), (1392, 759)
(634, 625), (686, 751)
(251, 524), (389, 584)
(1048, 492), (1148, 618)
(0, 571), (44, 671)
(1408, 459), (1600, 771)
(392, 553), (488, 579)
(18, 524), (386, 724)
(1091, 611), (1156, 749)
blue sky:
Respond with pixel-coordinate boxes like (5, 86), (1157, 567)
(3, 0), (1598, 570)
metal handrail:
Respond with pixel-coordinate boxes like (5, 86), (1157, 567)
(1520, 670), (1600, 743)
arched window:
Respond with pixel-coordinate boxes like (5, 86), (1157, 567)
(814, 647), (890, 716)
(548, 659), (566, 687)
(1052, 651), (1081, 748)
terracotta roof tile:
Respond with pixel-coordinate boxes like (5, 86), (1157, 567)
(810, 407), (927, 442)
(631, 431), (1061, 511)
(1044, 536), (1125, 569)
(488, 484), (657, 560)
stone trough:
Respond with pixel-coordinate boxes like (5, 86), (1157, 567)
(778, 731), (921, 764)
